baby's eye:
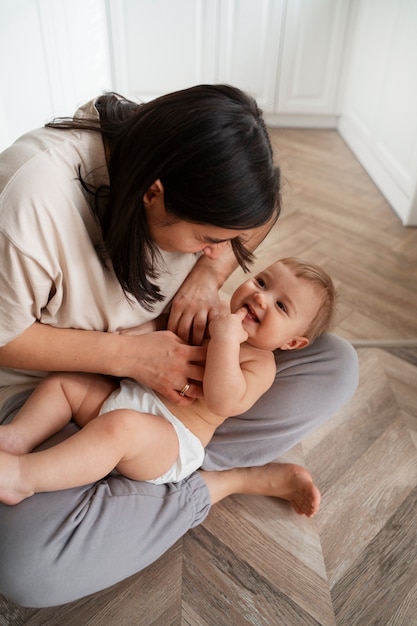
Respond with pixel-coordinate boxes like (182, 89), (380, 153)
(277, 301), (287, 313)
(255, 277), (266, 288)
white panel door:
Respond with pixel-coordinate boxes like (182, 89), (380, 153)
(107, 0), (218, 101)
(276, 0), (351, 114)
(216, 0), (285, 112)
(108, 0), (284, 110)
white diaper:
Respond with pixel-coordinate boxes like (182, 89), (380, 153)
(100, 378), (205, 484)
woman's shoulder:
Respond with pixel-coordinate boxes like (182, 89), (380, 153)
(0, 105), (107, 228)
(73, 97), (101, 121)
(0, 97), (103, 189)
(0, 137), (106, 272)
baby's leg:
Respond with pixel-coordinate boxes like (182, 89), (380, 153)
(0, 408), (179, 505)
(0, 451), (34, 505)
(0, 373), (116, 455)
(113, 410), (179, 481)
(200, 463), (321, 518)
(0, 375), (76, 455)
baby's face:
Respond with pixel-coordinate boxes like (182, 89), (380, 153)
(230, 261), (321, 351)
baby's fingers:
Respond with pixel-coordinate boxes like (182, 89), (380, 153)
(235, 307), (248, 321)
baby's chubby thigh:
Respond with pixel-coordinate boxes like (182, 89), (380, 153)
(111, 408), (179, 482)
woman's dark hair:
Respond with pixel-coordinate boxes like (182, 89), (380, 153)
(47, 85), (281, 309)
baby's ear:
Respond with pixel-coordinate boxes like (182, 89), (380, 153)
(280, 336), (310, 351)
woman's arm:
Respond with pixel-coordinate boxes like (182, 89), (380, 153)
(0, 322), (206, 404)
(118, 314), (169, 337)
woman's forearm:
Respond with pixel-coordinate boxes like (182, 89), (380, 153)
(192, 249), (239, 290)
(192, 220), (274, 287)
(0, 322), (206, 403)
(0, 323), (126, 376)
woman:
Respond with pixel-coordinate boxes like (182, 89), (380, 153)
(0, 85), (358, 607)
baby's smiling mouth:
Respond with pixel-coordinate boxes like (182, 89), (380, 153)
(244, 304), (260, 323)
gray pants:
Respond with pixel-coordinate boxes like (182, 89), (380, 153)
(0, 334), (358, 607)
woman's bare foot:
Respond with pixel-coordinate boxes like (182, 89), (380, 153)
(0, 451), (34, 505)
(200, 462), (321, 518)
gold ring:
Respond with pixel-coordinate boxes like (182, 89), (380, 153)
(179, 383), (190, 397)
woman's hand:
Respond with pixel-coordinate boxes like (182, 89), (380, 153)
(117, 330), (206, 404)
(119, 321), (205, 403)
(167, 259), (229, 345)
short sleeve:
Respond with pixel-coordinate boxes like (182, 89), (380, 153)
(0, 233), (53, 346)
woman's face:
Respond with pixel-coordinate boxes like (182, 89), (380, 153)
(150, 220), (244, 259)
(144, 180), (246, 259)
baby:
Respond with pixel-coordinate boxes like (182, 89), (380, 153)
(0, 257), (335, 515)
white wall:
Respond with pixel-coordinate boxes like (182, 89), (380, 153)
(0, 0), (351, 146)
(0, 0), (111, 150)
(107, 0), (350, 127)
(1, 0), (416, 225)
(338, 0), (417, 226)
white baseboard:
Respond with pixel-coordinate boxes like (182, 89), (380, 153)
(265, 113), (338, 129)
(338, 118), (417, 227)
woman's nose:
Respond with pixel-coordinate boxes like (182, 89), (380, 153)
(202, 244), (222, 260)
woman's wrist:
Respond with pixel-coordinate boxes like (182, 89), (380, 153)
(193, 250), (238, 289)
(105, 332), (150, 380)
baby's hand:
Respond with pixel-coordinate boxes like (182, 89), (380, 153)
(209, 307), (248, 344)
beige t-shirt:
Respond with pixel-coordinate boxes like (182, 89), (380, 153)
(0, 99), (198, 399)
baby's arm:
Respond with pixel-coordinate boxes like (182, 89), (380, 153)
(203, 309), (276, 417)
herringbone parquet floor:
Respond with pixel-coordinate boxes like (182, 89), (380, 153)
(2, 129), (417, 625)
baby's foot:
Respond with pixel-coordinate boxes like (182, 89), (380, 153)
(200, 462), (321, 517)
(0, 451), (34, 505)
(269, 463), (321, 517)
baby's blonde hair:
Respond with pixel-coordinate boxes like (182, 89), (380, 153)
(279, 257), (336, 345)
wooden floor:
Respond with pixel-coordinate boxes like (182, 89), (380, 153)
(2, 129), (417, 625)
